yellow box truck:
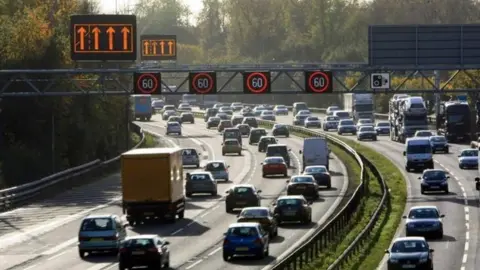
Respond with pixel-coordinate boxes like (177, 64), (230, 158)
(121, 147), (185, 226)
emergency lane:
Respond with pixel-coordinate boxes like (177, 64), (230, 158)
(275, 113), (470, 270)
(172, 117), (349, 270)
(1, 120), (250, 270)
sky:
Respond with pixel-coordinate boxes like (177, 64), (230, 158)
(98, 0), (203, 19)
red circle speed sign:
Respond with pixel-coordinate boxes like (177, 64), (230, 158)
(192, 73), (214, 94)
(246, 72), (269, 93)
(307, 71), (331, 93)
(136, 73), (159, 94)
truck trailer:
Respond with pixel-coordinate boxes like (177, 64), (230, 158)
(121, 148), (185, 226)
(343, 93), (374, 121)
(436, 100), (472, 142)
(389, 95), (429, 143)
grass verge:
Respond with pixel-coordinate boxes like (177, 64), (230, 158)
(131, 132), (157, 148)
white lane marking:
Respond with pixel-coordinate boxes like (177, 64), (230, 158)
(466, 231), (469, 240)
(185, 259), (203, 270)
(207, 247), (222, 256)
(41, 237), (77, 255)
(22, 264), (40, 270)
(465, 241), (469, 251)
(171, 228), (184, 236)
(46, 250), (69, 261)
(462, 254), (468, 264)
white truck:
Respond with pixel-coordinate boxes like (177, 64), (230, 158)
(343, 93), (375, 121)
(299, 137), (330, 171)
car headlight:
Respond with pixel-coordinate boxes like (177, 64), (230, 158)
(419, 257), (428, 263)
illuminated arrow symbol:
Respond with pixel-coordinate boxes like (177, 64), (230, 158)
(143, 40), (149, 54)
(151, 41), (157, 55)
(91, 27), (101, 50)
(106, 27), (115, 50)
(121, 27), (130, 50)
(168, 41), (174, 55)
(159, 41), (165, 54)
(77, 27), (86, 50)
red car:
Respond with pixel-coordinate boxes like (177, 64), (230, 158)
(261, 156), (288, 177)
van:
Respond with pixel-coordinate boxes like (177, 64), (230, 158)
(223, 128), (242, 145)
(403, 137), (434, 171)
(403, 96), (427, 115)
(299, 137), (329, 170)
(333, 110), (350, 120)
(266, 144), (291, 167)
(293, 102), (309, 115)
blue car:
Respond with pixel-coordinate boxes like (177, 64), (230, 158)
(78, 214), (127, 258)
(222, 222), (270, 261)
(458, 148), (478, 169)
(404, 206), (444, 239)
(429, 135), (449, 153)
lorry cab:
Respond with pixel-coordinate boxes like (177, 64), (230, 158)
(403, 137), (434, 172)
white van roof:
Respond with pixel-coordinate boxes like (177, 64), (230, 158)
(408, 96), (425, 103)
(406, 137), (430, 145)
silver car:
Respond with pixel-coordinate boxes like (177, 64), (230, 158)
(166, 121), (182, 135)
(260, 110), (276, 121)
(304, 116), (321, 128)
(185, 172), (217, 197)
(274, 105), (289, 115)
(182, 148), (200, 168)
(162, 110), (176, 120)
(204, 161), (230, 181)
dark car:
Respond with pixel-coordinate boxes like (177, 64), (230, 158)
(242, 117), (258, 128)
(236, 207), (278, 238)
(385, 237), (434, 270)
(303, 165), (331, 189)
(404, 206), (444, 239)
(258, 136), (278, 152)
(375, 121), (390, 135)
(181, 112), (195, 124)
(204, 108), (218, 122)
(206, 117), (221, 129)
(429, 135), (449, 153)
(286, 175), (319, 200)
(218, 120), (233, 132)
(419, 169), (449, 194)
(236, 124), (251, 136)
(225, 184), (262, 213)
(181, 148), (200, 168)
(118, 235), (170, 270)
(216, 113), (229, 120)
(272, 196), (312, 224)
(272, 124), (290, 137)
(249, 128), (267, 144)
(266, 144), (291, 167)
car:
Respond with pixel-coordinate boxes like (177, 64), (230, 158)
(167, 115), (182, 124)
(242, 117), (258, 128)
(78, 214), (127, 258)
(236, 124), (251, 136)
(375, 121), (390, 135)
(273, 105), (289, 115)
(385, 237), (434, 270)
(213, 103), (223, 109)
(263, 104), (274, 110)
(218, 120), (233, 132)
(337, 119), (357, 135)
(185, 172), (217, 197)
(323, 116), (340, 131)
(429, 135), (449, 153)
(403, 206), (444, 238)
(258, 136), (278, 152)
(296, 110), (311, 116)
(204, 160), (230, 181)
(266, 144), (291, 167)
(253, 106), (267, 116)
(333, 110), (350, 120)
(225, 184), (262, 213)
(118, 235), (170, 270)
(272, 124), (290, 137)
(356, 118), (374, 129)
(357, 126), (377, 141)
(231, 102), (243, 111)
(177, 104), (192, 112)
(180, 112), (195, 124)
(162, 110), (176, 120)
(222, 139), (242, 156)
(286, 175), (319, 200)
(219, 107), (233, 115)
(181, 148), (200, 168)
(292, 102), (309, 115)
(272, 195), (312, 224)
(326, 106), (340, 115)
(293, 115), (308, 126)
(303, 165), (331, 188)
(204, 108), (218, 122)
(261, 156), (288, 177)
(166, 121), (181, 135)
(161, 105), (175, 114)
(249, 128), (268, 144)
(260, 110), (276, 121)
(458, 148), (478, 169)
(151, 100), (164, 110)
(241, 108), (255, 117)
(414, 130), (435, 137)
(419, 169), (449, 194)
(216, 112), (229, 120)
(206, 116), (221, 128)
(304, 116), (321, 128)
(224, 127), (242, 145)
(231, 115), (244, 126)
(222, 222), (270, 261)
(236, 207), (278, 237)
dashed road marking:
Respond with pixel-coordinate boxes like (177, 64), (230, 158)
(185, 259), (203, 270)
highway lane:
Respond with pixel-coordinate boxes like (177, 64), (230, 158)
(1, 121), (249, 270)
(275, 113), (475, 270)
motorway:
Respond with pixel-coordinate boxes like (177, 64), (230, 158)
(0, 112), (349, 270)
(273, 113), (480, 270)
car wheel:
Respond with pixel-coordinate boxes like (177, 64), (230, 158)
(226, 206), (233, 213)
(327, 183), (332, 189)
(222, 152), (225, 156)
(420, 187), (425, 194)
(212, 191), (218, 196)
(283, 173), (287, 177)
(264, 245), (269, 256)
(444, 187), (449, 194)
(222, 250), (230, 261)
(445, 148), (449, 153)
(178, 210), (185, 219)
(196, 164), (200, 168)
(118, 262), (126, 270)
(78, 249), (86, 258)
(262, 173), (267, 177)
(186, 193), (192, 197)
(459, 164), (463, 169)
(437, 230), (444, 239)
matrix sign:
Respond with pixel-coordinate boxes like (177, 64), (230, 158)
(243, 71), (271, 94)
(188, 72), (217, 94)
(133, 72), (161, 95)
(304, 71), (333, 93)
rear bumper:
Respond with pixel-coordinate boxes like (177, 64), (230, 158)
(263, 168), (287, 175)
(78, 241), (119, 250)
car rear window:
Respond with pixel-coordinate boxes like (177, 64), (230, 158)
(206, 162), (225, 171)
(168, 122), (179, 127)
(267, 146), (287, 156)
(240, 209), (269, 218)
(304, 167), (327, 173)
(252, 129), (266, 135)
(277, 199), (301, 206)
(189, 174), (210, 181)
(227, 227), (258, 237)
(224, 140), (238, 145)
(124, 238), (155, 248)
(182, 149), (197, 156)
(292, 176), (314, 183)
(234, 187), (254, 194)
(80, 218), (114, 231)
(340, 120), (354, 125)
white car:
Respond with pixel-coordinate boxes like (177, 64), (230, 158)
(356, 118), (374, 129)
(326, 106), (340, 115)
(166, 121), (182, 135)
(304, 116), (321, 128)
(414, 130), (435, 137)
(260, 110), (276, 121)
(273, 105), (289, 115)
(296, 110), (311, 116)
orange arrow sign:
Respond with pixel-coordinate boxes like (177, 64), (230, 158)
(121, 27), (130, 50)
(106, 27), (115, 50)
(143, 41), (149, 54)
(91, 27), (101, 50)
(168, 41), (174, 55)
(159, 41), (165, 54)
(77, 27), (86, 50)
(151, 41), (157, 55)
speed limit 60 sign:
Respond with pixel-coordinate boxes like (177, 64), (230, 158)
(188, 72), (217, 94)
(133, 72), (161, 95)
(243, 71), (271, 94)
(304, 71), (333, 93)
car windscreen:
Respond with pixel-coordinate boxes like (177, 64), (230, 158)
(80, 218), (114, 231)
(422, 170), (446, 180)
(408, 208), (439, 219)
(360, 127), (374, 132)
(340, 120), (354, 125)
(391, 240), (428, 253)
(461, 150), (478, 157)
